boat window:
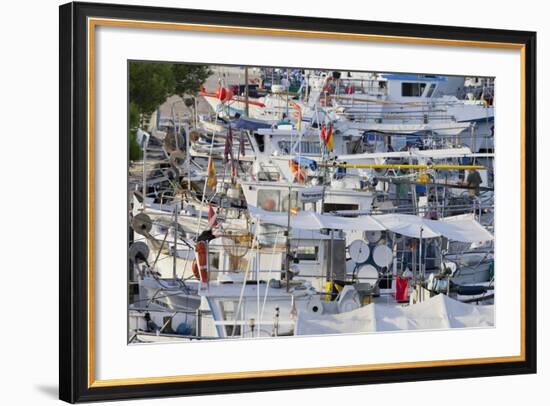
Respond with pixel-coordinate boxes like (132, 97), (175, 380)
(281, 191), (300, 212)
(258, 189), (300, 212)
(426, 83), (437, 97)
(278, 140), (291, 155)
(258, 189), (281, 211)
(277, 140), (321, 155)
(254, 133), (265, 152)
(294, 246), (318, 261)
(322, 203), (358, 212)
(401, 82), (427, 97)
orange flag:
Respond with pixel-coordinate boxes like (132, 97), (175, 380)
(326, 123), (334, 152)
(206, 157), (217, 189)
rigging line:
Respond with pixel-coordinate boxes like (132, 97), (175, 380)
(129, 290), (196, 305)
(131, 233), (194, 251)
(259, 227), (282, 325)
(230, 231), (259, 338)
(149, 264), (190, 293)
(194, 80), (223, 237)
(151, 229), (170, 269)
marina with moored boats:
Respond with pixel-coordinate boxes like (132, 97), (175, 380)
(128, 65), (496, 343)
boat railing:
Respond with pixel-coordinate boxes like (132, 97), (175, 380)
(129, 307), (219, 342)
(338, 112), (457, 123)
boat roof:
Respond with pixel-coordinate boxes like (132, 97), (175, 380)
(335, 147), (474, 161)
(382, 74), (448, 82)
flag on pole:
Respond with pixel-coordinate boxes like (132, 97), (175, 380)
(319, 123), (333, 152)
(207, 203), (218, 229)
(320, 125), (327, 145)
(290, 101), (302, 132)
(326, 123), (334, 152)
(206, 157), (217, 189)
(223, 126), (233, 163)
(231, 159), (237, 178)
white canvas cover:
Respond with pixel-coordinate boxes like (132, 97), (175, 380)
(248, 205), (385, 231)
(248, 206), (493, 243)
(294, 294), (494, 335)
(374, 213), (494, 243)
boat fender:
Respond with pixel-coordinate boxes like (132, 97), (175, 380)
(307, 297), (324, 314)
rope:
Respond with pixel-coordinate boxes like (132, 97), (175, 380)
(230, 230), (260, 338)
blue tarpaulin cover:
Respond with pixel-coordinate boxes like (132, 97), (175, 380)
(230, 117), (273, 131)
(291, 156), (318, 171)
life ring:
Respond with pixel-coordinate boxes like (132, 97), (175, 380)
(194, 241), (208, 283)
(191, 260), (200, 279)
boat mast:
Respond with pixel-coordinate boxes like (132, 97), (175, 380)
(285, 183), (292, 292)
(173, 202), (178, 280)
(244, 66), (250, 117)
(142, 131), (149, 212)
(315, 105), (328, 214)
(418, 226), (424, 302)
(184, 122), (191, 190)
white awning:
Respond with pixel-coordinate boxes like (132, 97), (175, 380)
(248, 206), (493, 243)
(248, 205), (385, 231)
(374, 213), (494, 243)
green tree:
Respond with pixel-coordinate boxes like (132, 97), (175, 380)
(128, 62), (211, 160)
(172, 64), (211, 97)
(129, 62), (176, 118)
(128, 102), (142, 161)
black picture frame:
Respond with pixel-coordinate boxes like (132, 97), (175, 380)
(59, 1), (537, 403)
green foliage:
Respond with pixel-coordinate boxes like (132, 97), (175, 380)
(129, 62), (176, 117)
(129, 101), (140, 129)
(129, 130), (142, 162)
(129, 61), (210, 116)
(172, 64), (212, 97)
(128, 62), (210, 161)
(129, 102), (142, 161)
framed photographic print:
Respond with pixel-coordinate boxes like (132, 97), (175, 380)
(59, 1), (537, 403)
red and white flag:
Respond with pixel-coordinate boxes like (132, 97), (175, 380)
(207, 203), (218, 229)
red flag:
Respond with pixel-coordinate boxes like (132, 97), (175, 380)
(208, 203), (218, 229)
(223, 126), (233, 163)
(395, 275), (409, 302)
(231, 160), (237, 178)
(320, 125), (327, 144)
